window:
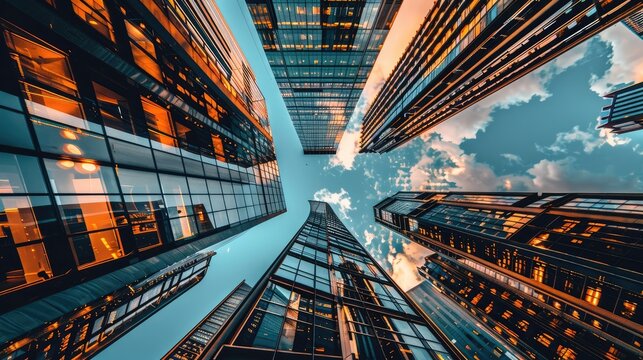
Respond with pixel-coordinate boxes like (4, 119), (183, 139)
(56, 195), (125, 267)
(126, 21), (162, 82)
(117, 169), (160, 194)
(4, 31), (99, 132)
(584, 286), (602, 306)
(32, 119), (111, 161)
(123, 194), (164, 250)
(71, 0), (115, 41)
(142, 98), (176, 149)
(44, 158), (119, 194)
(93, 82), (133, 134)
(0, 153), (47, 194)
(0, 196), (54, 291)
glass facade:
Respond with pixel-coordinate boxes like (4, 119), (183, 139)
(622, 10), (643, 39)
(211, 201), (458, 359)
(419, 254), (639, 360)
(0, 0), (284, 310)
(374, 192), (643, 358)
(245, 0), (401, 154)
(0, 252), (213, 359)
(360, 1), (642, 152)
(408, 281), (519, 360)
(598, 81), (643, 134)
(164, 281), (253, 360)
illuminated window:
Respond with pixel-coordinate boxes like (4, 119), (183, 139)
(211, 135), (226, 162)
(141, 98), (176, 148)
(126, 21), (162, 82)
(57, 195), (125, 267)
(536, 333), (553, 347)
(4, 31), (93, 130)
(93, 82), (133, 134)
(532, 265), (545, 283)
(584, 287), (602, 306)
(620, 300), (637, 318)
(71, 0), (115, 41)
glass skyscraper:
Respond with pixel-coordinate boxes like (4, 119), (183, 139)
(374, 192), (643, 359)
(0, 251), (213, 359)
(360, 1), (642, 153)
(186, 201), (460, 359)
(599, 81), (643, 134)
(163, 280), (253, 360)
(407, 280), (520, 360)
(0, 0), (285, 313)
(245, 0), (402, 154)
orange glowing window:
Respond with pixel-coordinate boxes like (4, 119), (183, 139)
(5, 31), (77, 95)
(536, 333), (554, 347)
(71, 0), (115, 41)
(532, 266), (545, 283)
(621, 300), (637, 318)
(584, 287), (602, 306)
(211, 135), (225, 162)
(126, 21), (162, 82)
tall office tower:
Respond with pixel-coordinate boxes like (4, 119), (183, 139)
(419, 253), (642, 360)
(374, 192), (643, 359)
(622, 10), (643, 39)
(0, 251), (213, 359)
(599, 82), (643, 134)
(360, 1), (643, 153)
(407, 280), (520, 360)
(245, 0), (402, 154)
(0, 0), (285, 313)
(191, 201), (460, 359)
(164, 280), (253, 360)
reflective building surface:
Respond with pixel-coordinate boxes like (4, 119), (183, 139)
(0, 0), (285, 311)
(0, 251), (213, 359)
(622, 10), (643, 39)
(375, 192), (643, 359)
(245, 0), (401, 154)
(360, 1), (642, 152)
(408, 280), (521, 360)
(164, 280), (252, 360)
(599, 81), (643, 134)
(206, 201), (460, 359)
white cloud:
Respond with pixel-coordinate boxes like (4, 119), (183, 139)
(591, 23), (643, 95)
(540, 124), (631, 154)
(527, 157), (639, 192)
(500, 153), (522, 163)
(327, 128), (361, 170)
(387, 241), (433, 292)
(425, 41), (590, 145)
(363, 229), (376, 247)
(313, 188), (353, 219)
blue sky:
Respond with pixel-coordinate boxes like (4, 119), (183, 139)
(98, 1), (643, 358)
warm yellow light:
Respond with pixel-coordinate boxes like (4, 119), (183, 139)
(88, 19), (99, 26)
(80, 163), (98, 173)
(61, 130), (78, 140)
(57, 160), (75, 169)
(63, 144), (82, 156)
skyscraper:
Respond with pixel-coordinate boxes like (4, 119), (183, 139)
(0, 0), (285, 312)
(0, 251), (214, 359)
(374, 192), (643, 358)
(245, 0), (402, 154)
(360, 1), (643, 153)
(599, 81), (643, 134)
(622, 10), (643, 39)
(407, 280), (520, 360)
(163, 280), (253, 360)
(186, 201), (460, 359)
